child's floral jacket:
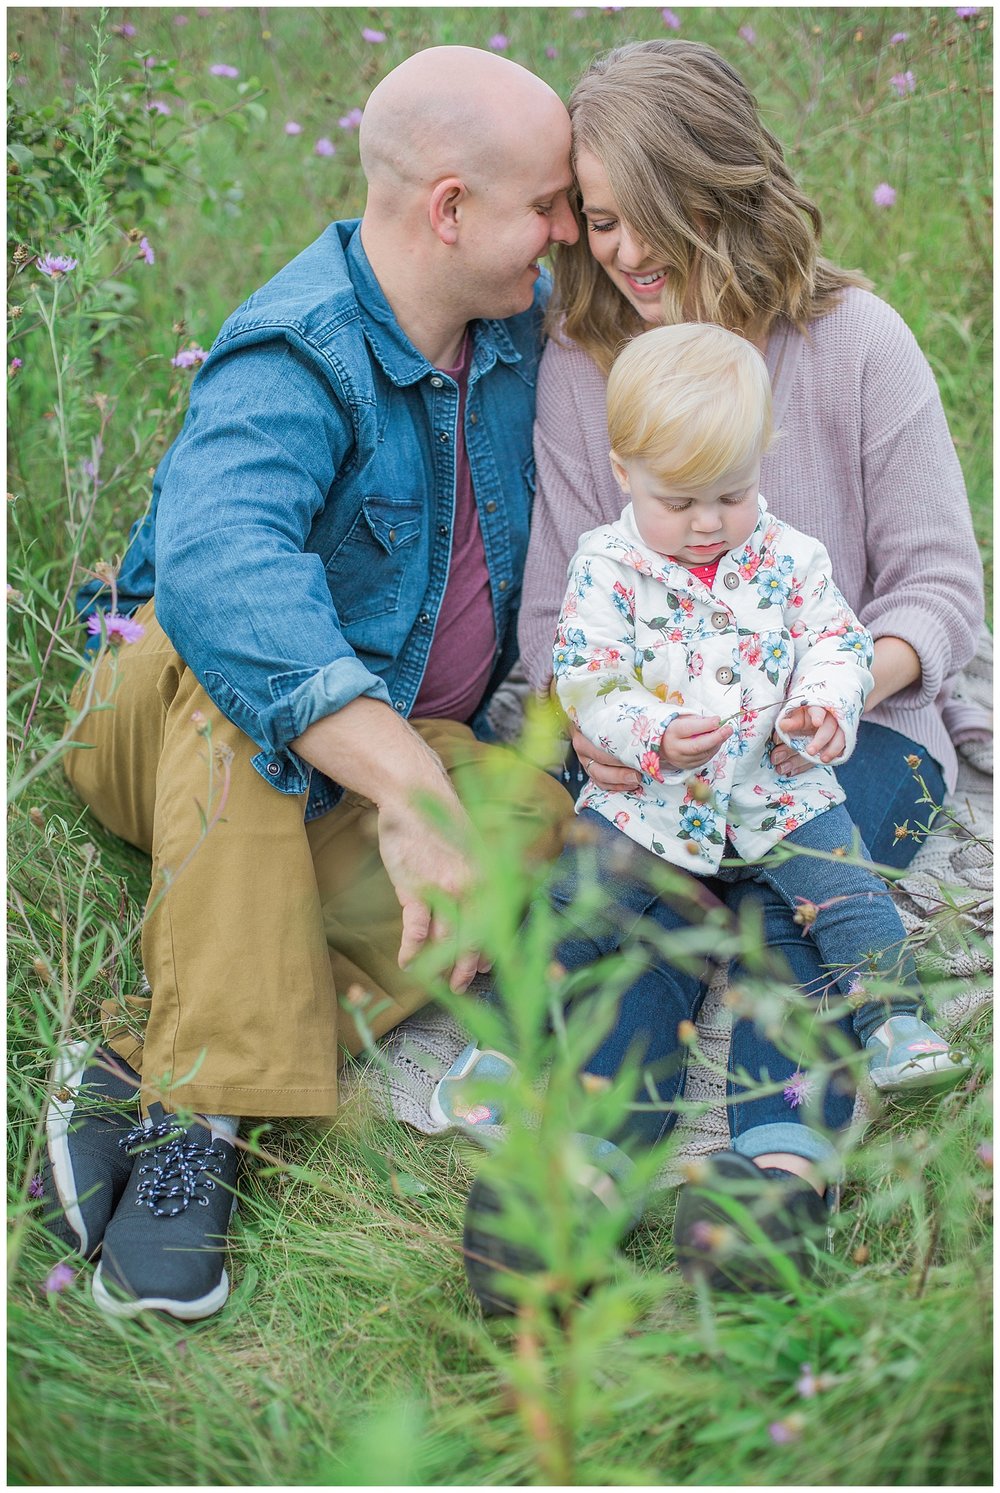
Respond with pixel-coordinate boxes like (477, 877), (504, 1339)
(554, 498), (875, 871)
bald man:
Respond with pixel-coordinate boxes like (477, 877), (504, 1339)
(45, 47), (579, 1321)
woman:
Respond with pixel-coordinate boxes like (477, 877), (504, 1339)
(467, 39), (985, 1306)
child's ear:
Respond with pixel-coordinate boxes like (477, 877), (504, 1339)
(608, 449), (630, 493)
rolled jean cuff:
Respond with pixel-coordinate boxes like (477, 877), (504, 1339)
(733, 1122), (843, 1178)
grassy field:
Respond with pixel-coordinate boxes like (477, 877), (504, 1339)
(6, 6), (993, 1486)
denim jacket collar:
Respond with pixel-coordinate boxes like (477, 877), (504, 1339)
(345, 223), (523, 385)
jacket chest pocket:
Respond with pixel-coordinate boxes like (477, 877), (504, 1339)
(325, 495), (422, 624)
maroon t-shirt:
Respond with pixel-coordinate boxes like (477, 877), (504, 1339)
(412, 335), (496, 722)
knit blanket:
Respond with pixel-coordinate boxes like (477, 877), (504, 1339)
(346, 632), (993, 1177)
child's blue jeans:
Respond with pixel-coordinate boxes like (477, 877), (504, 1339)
(545, 801), (921, 1168)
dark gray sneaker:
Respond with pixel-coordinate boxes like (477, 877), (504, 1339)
(92, 1105), (239, 1321)
(38, 1041), (141, 1258)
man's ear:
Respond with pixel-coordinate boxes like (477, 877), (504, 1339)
(428, 177), (466, 245)
(608, 449), (631, 494)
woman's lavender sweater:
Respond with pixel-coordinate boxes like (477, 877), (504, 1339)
(518, 289), (984, 792)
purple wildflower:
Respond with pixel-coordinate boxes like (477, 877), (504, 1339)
(783, 1072), (813, 1109)
(36, 254), (78, 278)
(171, 345), (207, 369)
(209, 63), (239, 78)
(114, 22), (137, 38)
(739, 25), (756, 44)
(571, 6), (588, 15)
(86, 612), (146, 646)
(662, 8), (681, 29)
(9, 357), (23, 375)
(872, 182), (897, 208)
(284, 120), (303, 135)
(545, 46), (559, 60)
(890, 31), (909, 44)
(489, 34), (509, 51)
(890, 71), (916, 96)
(314, 137), (336, 157)
(955, 7), (980, 17)
(361, 27), (386, 44)
(338, 107), (363, 130)
(977, 1140), (993, 1169)
(174, 13), (189, 24)
(768, 1419), (801, 1445)
(44, 1262), (76, 1295)
(795, 1364), (817, 1398)
(139, 236), (155, 265)
(28, 1174), (44, 1200)
(143, 56), (156, 69)
(147, 99), (172, 115)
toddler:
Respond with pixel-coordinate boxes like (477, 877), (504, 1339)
(433, 323), (966, 1140)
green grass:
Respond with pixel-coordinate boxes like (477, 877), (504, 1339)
(7, 7), (993, 1486)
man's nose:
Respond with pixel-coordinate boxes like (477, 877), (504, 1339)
(550, 195), (580, 247)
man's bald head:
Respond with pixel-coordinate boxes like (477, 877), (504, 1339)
(360, 45), (567, 197)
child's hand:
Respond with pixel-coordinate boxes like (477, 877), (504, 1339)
(660, 714), (732, 771)
(774, 704), (845, 766)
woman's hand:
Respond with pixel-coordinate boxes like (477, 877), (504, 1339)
(570, 726), (643, 793)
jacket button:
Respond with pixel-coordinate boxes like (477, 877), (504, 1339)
(723, 572), (740, 590)
(394, 700), (406, 712)
(266, 761), (281, 776)
(438, 431), (449, 443)
(485, 500), (497, 514)
(715, 666), (735, 685)
(469, 412), (479, 425)
(388, 528), (396, 542)
(438, 523), (448, 536)
(419, 612), (431, 625)
(429, 375), (444, 388)
(498, 579), (508, 592)
(711, 611), (729, 630)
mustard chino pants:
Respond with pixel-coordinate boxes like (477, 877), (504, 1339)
(64, 601), (572, 1118)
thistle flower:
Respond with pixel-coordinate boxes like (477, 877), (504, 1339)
(113, 22), (137, 38)
(872, 182), (897, 207)
(338, 107), (363, 130)
(976, 1141), (992, 1169)
(87, 612), (145, 646)
(739, 25), (756, 43)
(44, 1262), (75, 1295)
(284, 120), (302, 135)
(209, 63), (239, 78)
(489, 34), (509, 51)
(36, 254), (78, 277)
(955, 7), (980, 17)
(9, 357), (22, 375)
(768, 1416), (804, 1444)
(28, 1174), (44, 1199)
(783, 1072), (813, 1109)
(890, 71), (916, 96)
(139, 236), (155, 265)
(171, 345), (207, 369)
(361, 27), (386, 43)
(314, 137), (336, 157)
(890, 31), (909, 44)
(147, 99), (172, 115)
(662, 9), (681, 29)
(545, 46), (558, 60)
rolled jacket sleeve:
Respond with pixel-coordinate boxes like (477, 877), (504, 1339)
(155, 336), (391, 789)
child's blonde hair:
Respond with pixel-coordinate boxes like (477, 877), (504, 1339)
(606, 323), (773, 486)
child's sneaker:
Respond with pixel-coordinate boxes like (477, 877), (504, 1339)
(865, 1014), (970, 1093)
(428, 1041), (515, 1147)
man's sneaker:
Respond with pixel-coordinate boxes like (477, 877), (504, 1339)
(38, 1041), (141, 1258)
(864, 1014), (971, 1093)
(92, 1105), (239, 1321)
(428, 1041), (515, 1147)
(673, 1151), (831, 1294)
(463, 1133), (640, 1317)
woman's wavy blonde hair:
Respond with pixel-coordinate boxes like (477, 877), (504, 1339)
(551, 39), (871, 374)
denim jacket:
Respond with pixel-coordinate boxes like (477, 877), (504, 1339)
(78, 220), (546, 818)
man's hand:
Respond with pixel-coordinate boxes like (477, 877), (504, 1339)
(570, 726), (642, 793)
(659, 714), (732, 771)
(773, 704), (845, 769)
(377, 793), (491, 993)
(292, 698), (489, 992)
